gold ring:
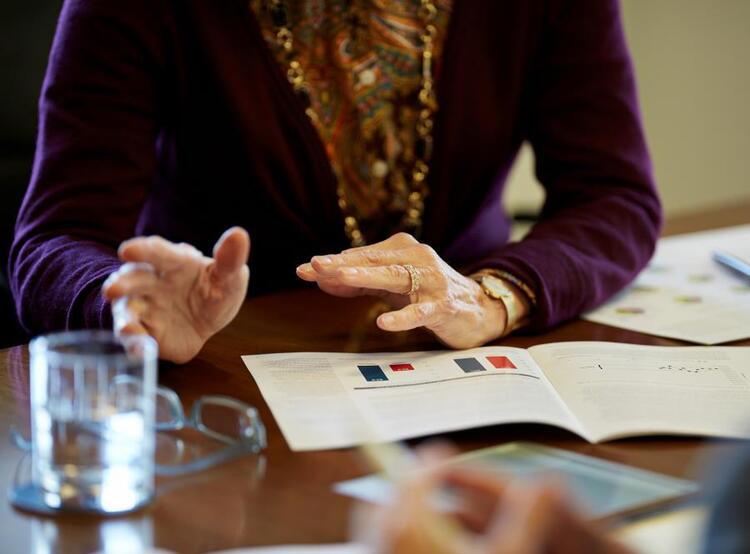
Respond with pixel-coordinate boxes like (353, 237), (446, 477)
(403, 264), (420, 296)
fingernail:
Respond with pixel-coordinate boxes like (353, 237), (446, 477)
(314, 256), (333, 266)
(380, 314), (394, 326)
(296, 264), (311, 273)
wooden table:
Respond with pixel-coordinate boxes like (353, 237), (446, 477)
(1, 201), (748, 553)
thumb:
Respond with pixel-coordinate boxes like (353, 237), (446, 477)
(211, 227), (251, 282)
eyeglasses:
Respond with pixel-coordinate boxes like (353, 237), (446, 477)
(151, 383), (267, 476)
(12, 379), (267, 477)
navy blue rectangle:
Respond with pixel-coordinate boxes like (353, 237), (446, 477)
(358, 365), (388, 382)
(455, 358), (486, 373)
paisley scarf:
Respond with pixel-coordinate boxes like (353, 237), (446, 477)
(251, 0), (452, 240)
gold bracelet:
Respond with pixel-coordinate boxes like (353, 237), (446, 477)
(470, 269), (534, 333)
(490, 270), (537, 307)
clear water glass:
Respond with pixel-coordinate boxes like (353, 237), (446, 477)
(29, 330), (158, 514)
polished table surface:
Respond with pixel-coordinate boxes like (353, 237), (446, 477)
(1, 200), (749, 553)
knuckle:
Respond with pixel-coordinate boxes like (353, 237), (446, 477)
(394, 232), (418, 245)
(431, 266), (448, 284)
(362, 250), (383, 264)
(121, 261), (154, 275)
(177, 242), (201, 258)
(390, 265), (407, 280)
(120, 262), (139, 274)
(415, 243), (437, 261)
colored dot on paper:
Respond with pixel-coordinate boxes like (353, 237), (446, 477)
(615, 307), (645, 315)
(632, 285), (659, 293)
(674, 295), (702, 304)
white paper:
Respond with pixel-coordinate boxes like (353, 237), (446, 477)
(206, 545), (368, 554)
(614, 507), (707, 554)
(529, 342), (750, 442)
(584, 224), (750, 344)
(242, 348), (582, 451)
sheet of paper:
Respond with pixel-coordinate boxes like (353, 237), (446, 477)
(242, 348), (583, 451)
(207, 544), (368, 554)
(584, 224), (750, 344)
(529, 342), (750, 442)
(614, 507), (707, 554)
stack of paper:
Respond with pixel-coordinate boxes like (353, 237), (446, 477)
(584, 225), (750, 344)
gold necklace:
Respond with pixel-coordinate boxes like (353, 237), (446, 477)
(266, 0), (439, 247)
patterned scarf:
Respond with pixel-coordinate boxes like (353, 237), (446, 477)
(251, 0), (452, 240)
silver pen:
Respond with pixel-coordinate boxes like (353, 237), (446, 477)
(713, 250), (750, 282)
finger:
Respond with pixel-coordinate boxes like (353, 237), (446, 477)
(341, 232), (419, 254)
(102, 263), (159, 300)
(316, 278), (383, 299)
(443, 465), (509, 497)
(112, 296), (149, 336)
(296, 263), (316, 281)
(383, 467), (472, 554)
(331, 265), (435, 295)
(310, 244), (434, 275)
(118, 235), (202, 272)
(299, 233), (418, 279)
(442, 467), (509, 533)
(377, 301), (440, 332)
(211, 227), (251, 283)
(396, 460), (450, 511)
(414, 441), (458, 466)
(483, 481), (565, 553)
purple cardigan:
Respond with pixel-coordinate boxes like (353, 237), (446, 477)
(10, 0), (661, 334)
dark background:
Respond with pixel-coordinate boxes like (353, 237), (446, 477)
(0, 1), (60, 348)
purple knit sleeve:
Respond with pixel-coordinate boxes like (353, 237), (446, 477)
(465, 0), (662, 331)
(8, 0), (165, 333)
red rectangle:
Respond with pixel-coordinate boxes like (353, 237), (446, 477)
(487, 356), (517, 370)
(390, 363), (414, 372)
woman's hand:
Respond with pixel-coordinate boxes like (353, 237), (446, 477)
(102, 227), (250, 364)
(355, 445), (633, 554)
(296, 233), (508, 349)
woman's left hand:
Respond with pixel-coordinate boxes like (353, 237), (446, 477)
(296, 233), (507, 349)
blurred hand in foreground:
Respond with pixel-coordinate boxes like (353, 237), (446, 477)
(355, 444), (633, 554)
(102, 227), (250, 363)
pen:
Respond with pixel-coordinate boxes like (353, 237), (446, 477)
(713, 250), (750, 282)
(359, 440), (419, 481)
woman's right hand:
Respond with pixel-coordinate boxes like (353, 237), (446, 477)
(102, 227), (251, 364)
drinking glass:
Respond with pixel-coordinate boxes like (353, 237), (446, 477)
(24, 330), (158, 514)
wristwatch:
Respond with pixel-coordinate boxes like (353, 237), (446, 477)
(473, 272), (530, 333)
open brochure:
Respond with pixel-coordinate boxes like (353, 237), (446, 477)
(242, 342), (750, 451)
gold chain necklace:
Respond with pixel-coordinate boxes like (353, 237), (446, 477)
(266, 0), (439, 247)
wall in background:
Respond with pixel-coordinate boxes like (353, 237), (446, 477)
(503, 0), (750, 219)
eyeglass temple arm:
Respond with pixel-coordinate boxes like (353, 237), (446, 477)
(155, 443), (263, 476)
